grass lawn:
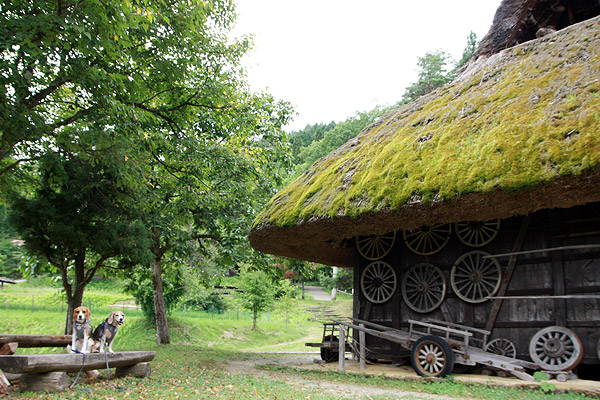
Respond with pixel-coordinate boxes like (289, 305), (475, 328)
(0, 281), (596, 399)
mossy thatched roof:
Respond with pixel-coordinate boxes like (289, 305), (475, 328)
(249, 16), (600, 268)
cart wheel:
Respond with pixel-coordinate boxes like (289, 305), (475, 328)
(455, 219), (500, 247)
(361, 261), (397, 304)
(320, 335), (339, 362)
(411, 335), (455, 378)
(356, 232), (396, 260)
(485, 338), (517, 358)
(402, 263), (447, 313)
(403, 223), (451, 255)
(529, 326), (583, 371)
(450, 250), (502, 303)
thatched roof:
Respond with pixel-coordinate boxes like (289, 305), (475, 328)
(249, 14), (600, 268)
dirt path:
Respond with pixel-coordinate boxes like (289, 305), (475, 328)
(223, 355), (465, 400)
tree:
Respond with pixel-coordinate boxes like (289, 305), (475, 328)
(454, 31), (478, 72)
(2, 0), (293, 343)
(237, 269), (275, 330)
(401, 50), (453, 104)
(9, 153), (151, 333)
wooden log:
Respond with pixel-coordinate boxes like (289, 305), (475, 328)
(0, 343), (17, 355)
(0, 334), (71, 348)
(0, 369), (10, 395)
(0, 351), (156, 374)
(20, 371), (69, 393)
(115, 362), (151, 378)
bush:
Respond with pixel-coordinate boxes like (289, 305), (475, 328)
(318, 268), (353, 292)
(132, 279), (183, 322)
(181, 287), (228, 313)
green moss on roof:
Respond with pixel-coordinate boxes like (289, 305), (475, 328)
(254, 17), (600, 229)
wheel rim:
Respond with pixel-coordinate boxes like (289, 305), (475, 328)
(485, 338), (516, 358)
(415, 341), (448, 376)
(356, 232), (396, 260)
(403, 223), (451, 255)
(455, 219), (501, 247)
(529, 326), (583, 371)
(451, 251), (501, 303)
(402, 263), (447, 313)
(361, 261), (397, 304)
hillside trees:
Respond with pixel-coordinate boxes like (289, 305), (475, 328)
(2, 0), (293, 340)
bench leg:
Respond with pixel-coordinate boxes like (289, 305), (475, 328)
(115, 362), (151, 378)
(20, 372), (69, 393)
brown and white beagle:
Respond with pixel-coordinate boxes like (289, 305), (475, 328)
(70, 306), (93, 353)
(89, 311), (125, 354)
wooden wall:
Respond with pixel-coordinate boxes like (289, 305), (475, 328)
(353, 202), (600, 365)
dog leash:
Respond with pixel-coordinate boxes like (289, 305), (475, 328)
(104, 351), (126, 391)
(69, 349), (92, 392)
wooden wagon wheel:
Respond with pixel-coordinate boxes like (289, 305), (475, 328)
(528, 326), (583, 371)
(401, 263), (447, 313)
(403, 223), (452, 255)
(360, 261), (397, 304)
(450, 251), (501, 303)
(411, 335), (455, 378)
(485, 338), (517, 358)
(455, 219), (501, 248)
(356, 232), (396, 260)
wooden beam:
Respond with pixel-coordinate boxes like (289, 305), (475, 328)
(0, 351), (156, 374)
(0, 335), (71, 348)
(485, 215), (531, 333)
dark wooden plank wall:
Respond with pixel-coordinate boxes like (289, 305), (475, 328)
(353, 202), (600, 364)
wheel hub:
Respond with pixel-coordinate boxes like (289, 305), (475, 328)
(425, 353), (436, 364)
(416, 282), (429, 294)
(543, 338), (566, 358)
(469, 271), (482, 283)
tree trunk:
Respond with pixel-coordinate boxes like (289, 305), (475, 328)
(252, 309), (258, 330)
(151, 258), (170, 344)
(63, 255), (85, 335)
(64, 290), (84, 335)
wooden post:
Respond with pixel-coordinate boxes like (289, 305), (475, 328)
(338, 325), (345, 372)
(20, 372), (69, 393)
(115, 362), (151, 378)
(359, 324), (366, 370)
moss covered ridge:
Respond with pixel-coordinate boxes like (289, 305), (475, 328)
(255, 17), (600, 231)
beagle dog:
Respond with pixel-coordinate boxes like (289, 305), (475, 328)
(89, 311), (125, 354)
(70, 306), (93, 353)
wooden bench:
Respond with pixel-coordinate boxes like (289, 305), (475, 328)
(0, 334), (155, 393)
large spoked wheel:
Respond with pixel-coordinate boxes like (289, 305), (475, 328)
(451, 251), (502, 303)
(529, 326), (583, 371)
(411, 335), (455, 378)
(403, 223), (452, 255)
(455, 219), (501, 247)
(361, 261), (397, 304)
(320, 335), (339, 362)
(356, 232), (396, 260)
(485, 338), (517, 358)
(401, 263), (447, 313)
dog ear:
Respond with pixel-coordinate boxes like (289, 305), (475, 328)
(107, 312), (115, 325)
(86, 308), (91, 321)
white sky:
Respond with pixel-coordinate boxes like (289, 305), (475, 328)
(231, 1), (501, 132)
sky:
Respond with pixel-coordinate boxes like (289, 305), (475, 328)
(231, 1), (501, 132)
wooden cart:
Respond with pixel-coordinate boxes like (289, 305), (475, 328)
(332, 318), (545, 381)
